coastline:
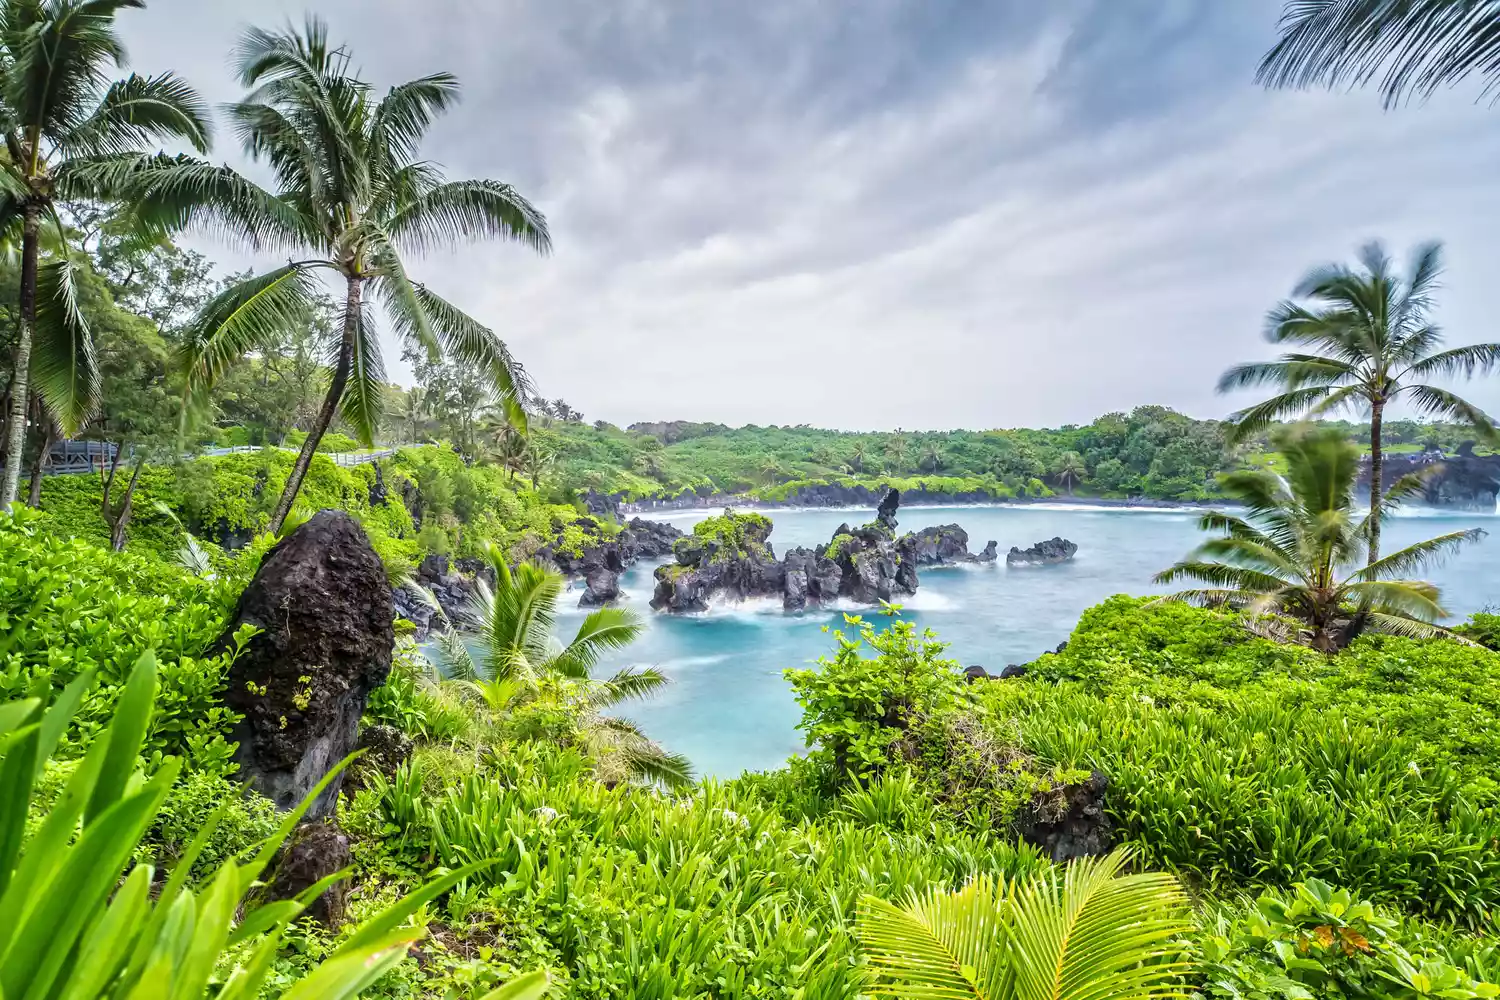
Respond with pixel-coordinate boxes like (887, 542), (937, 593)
(620, 492), (1227, 515)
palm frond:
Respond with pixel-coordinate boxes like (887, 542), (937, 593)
(177, 263), (322, 388)
(383, 281), (535, 417)
(615, 741), (695, 791)
(1362, 611), (1479, 645)
(1405, 384), (1499, 441)
(4, 0), (139, 137)
(1225, 387), (1335, 441)
(859, 875), (1011, 999)
(552, 607), (646, 679)
(1352, 528), (1485, 583)
(387, 178), (551, 256)
(59, 71), (211, 157)
(1342, 579), (1450, 622)
(30, 256), (99, 434)
(1402, 342), (1500, 381)
(427, 626), (478, 682)
(589, 666), (670, 708)
(1008, 849), (1191, 1000)
(336, 299), (386, 447)
(371, 74), (460, 164)
(1257, 0), (1500, 108)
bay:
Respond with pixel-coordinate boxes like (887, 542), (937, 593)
(574, 503), (1498, 780)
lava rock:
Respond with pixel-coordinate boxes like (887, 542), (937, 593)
(355, 723), (413, 779)
(265, 821), (352, 925)
(963, 665), (991, 683)
(580, 566), (622, 606)
(977, 540), (999, 562)
(1014, 770), (1111, 863)
(218, 510), (394, 820)
(1006, 537), (1079, 566)
(998, 663), (1027, 679)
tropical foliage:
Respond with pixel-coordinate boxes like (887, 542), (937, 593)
(1155, 426), (1483, 651)
(0, 0), (211, 505)
(858, 848), (1190, 1000)
(426, 544), (693, 788)
(1259, 0), (1500, 107)
(1219, 240), (1500, 561)
(160, 16), (548, 532)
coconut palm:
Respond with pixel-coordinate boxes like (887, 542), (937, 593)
(920, 441), (946, 474)
(159, 17), (549, 532)
(858, 847), (1190, 1000)
(1258, 0), (1500, 108)
(886, 435), (909, 472)
(850, 441), (868, 473)
(429, 544), (693, 789)
(1053, 450), (1087, 496)
(1218, 241), (1500, 563)
(1154, 426), (1484, 653)
(0, 0), (212, 506)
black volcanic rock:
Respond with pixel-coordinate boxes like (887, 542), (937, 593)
(218, 511), (393, 820)
(1372, 450), (1500, 511)
(1007, 537), (1078, 567)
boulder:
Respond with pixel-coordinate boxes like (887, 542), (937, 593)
(963, 665), (991, 683)
(1014, 770), (1111, 863)
(218, 510), (394, 820)
(355, 723), (413, 780)
(579, 566), (622, 606)
(264, 821), (351, 925)
(977, 540), (998, 562)
(998, 663), (1027, 679)
(1007, 537), (1079, 567)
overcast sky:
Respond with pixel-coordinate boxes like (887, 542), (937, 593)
(117, 0), (1500, 431)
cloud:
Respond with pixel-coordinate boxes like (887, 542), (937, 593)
(119, 0), (1500, 430)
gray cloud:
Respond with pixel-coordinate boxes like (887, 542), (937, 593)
(119, 0), (1500, 429)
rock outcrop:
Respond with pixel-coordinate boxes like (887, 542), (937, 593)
(393, 517), (686, 635)
(1373, 447), (1500, 511)
(1014, 770), (1111, 863)
(264, 821), (352, 925)
(650, 491), (997, 613)
(904, 524), (999, 566)
(218, 510), (394, 820)
(1007, 537), (1078, 567)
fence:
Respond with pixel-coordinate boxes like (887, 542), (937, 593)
(43, 442), (397, 476)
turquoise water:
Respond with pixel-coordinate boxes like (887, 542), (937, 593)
(568, 503), (1499, 780)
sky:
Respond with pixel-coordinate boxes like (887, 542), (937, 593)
(116, 0), (1500, 431)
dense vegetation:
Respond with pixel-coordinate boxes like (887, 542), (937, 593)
(6, 0), (1500, 997)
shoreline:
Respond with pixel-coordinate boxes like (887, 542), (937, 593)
(621, 493), (1226, 515)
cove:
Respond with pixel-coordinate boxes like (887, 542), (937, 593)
(579, 503), (1499, 779)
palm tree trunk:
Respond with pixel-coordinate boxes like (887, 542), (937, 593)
(25, 404), (55, 508)
(0, 204), (41, 509)
(1368, 401), (1384, 565)
(105, 457), (146, 552)
(268, 276), (360, 535)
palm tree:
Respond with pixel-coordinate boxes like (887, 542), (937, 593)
(858, 847), (1190, 1000)
(920, 441), (945, 474)
(886, 435), (909, 472)
(1154, 426), (1484, 653)
(1053, 451), (1087, 496)
(1258, 0), (1500, 108)
(850, 441), (868, 473)
(429, 544), (692, 789)
(166, 18), (549, 532)
(1218, 241), (1500, 563)
(523, 440), (553, 489)
(0, 0), (211, 507)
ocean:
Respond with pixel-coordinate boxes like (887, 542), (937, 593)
(572, 502), (1499, 780)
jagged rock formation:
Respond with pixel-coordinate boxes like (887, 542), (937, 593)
(904, 524), (999, 566)
(392, 517), (686, 635)
(218, 510), (394, 820)
(1374, 447), (1500, 511)
(651, 492), (995, 613)
(1007, 537), (1078, 567)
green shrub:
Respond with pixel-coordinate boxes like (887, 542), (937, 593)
(358, 741), (1047, 997)
(989, 596), (1500, 925)
(1188, 879), (1500, 1000)
(0, 651), (536, 999)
